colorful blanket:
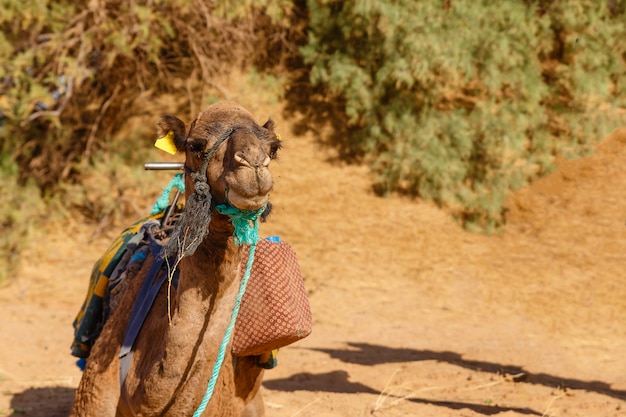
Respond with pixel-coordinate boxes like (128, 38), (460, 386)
(71, 209), (277, 370)
(71, 213), (164, 358)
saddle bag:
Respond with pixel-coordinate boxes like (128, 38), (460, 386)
(232, 238), (312, 356)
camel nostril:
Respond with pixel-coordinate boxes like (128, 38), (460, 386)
(234, 152), (253, 168)
(235, 151), (271, 169)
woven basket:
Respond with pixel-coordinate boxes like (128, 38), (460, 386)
(232, 239), (312, 356)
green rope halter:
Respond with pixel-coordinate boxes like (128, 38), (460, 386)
(215, 204), (264, 245)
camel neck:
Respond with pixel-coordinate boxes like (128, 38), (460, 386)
(176, 211), (240, 296)
(134, 226), (244, 415)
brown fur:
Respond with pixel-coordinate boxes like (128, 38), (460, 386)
(70, 102), (281, 416)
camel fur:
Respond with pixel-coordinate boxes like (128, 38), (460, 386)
(70, 102), (282, 417)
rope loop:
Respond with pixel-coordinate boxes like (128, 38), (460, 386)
(216, 204), (265, 246)
(193, 181), (211, 198)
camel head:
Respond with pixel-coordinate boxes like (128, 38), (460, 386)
(156, 102), (281, 257)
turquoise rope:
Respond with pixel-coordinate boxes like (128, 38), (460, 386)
(215, 204), (265, 246)
(150, 173), (185, 215)
(192, 204), (264, 417)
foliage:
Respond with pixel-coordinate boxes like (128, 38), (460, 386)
(0, 0), (299, 280)
(2, 0), (626, 282)
(0, 155), (45, 285)
(302, 0), (626, 231)
(0, 0), (295, 190)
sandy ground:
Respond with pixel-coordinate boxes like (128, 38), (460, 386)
(1, 96), (625, 417)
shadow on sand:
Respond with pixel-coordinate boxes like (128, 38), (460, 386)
(8, 371), (538, 417)
(264, 342), (626, 416)
(314, 343), (626, 400)
(8, 386), (74, 417)
(263, 368), (541, 416)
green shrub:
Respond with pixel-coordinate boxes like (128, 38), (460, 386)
(0, 0), (298, 280)
(0, 0), (296, 190)
(2, 0), (625, 253)
(0, 155), (45, 284)
(302, 0), (626, 231)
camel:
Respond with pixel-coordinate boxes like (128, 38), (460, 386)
(70, 102), (282, 416)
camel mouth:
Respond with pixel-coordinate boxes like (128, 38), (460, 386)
(227, 190), (270, 211)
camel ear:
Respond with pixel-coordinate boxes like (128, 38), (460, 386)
(156, 114), (187, 152)
(263, 118), (276, 132)
(262, 118), (281, 158)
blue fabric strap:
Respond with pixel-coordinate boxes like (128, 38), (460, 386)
(118, 234), (170, 388)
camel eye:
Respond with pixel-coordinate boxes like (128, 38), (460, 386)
(188, 139), (205, 155)
(269, 141), (281, 159)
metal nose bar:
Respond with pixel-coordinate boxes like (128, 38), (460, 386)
(144, 162), (185, 171)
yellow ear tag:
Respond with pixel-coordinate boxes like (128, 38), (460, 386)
(276, 133), (282, 141)
(154, 130), (178, 155)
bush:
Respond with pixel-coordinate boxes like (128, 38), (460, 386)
(2, 0), (625, 252)
(0, 155), (45, 285)
(0, 0), (296, 190)
(302, 0), (626, 231)
(0, 0), (299, 280)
